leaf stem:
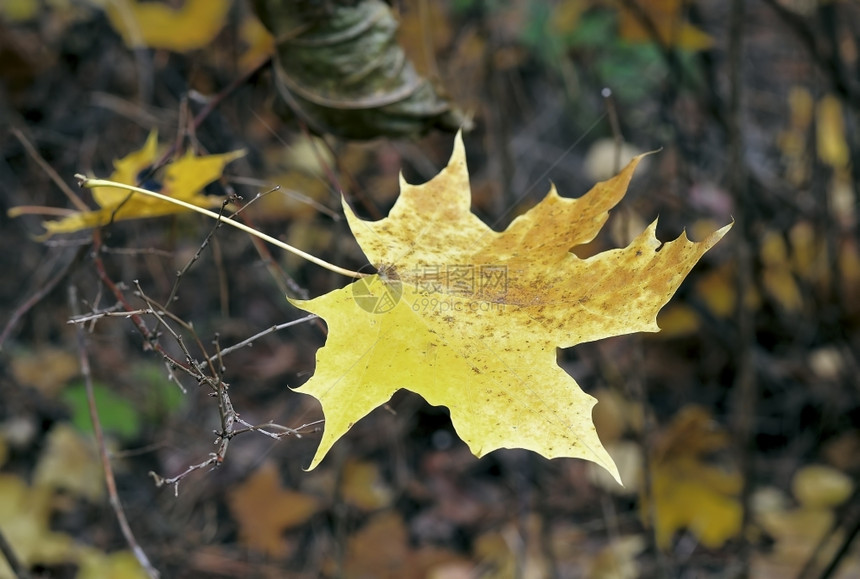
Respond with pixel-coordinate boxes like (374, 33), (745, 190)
(75, 176), (364, 279)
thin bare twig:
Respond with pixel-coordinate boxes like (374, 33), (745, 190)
(11, 128), (89, 211)
(69, 307), (155, 324)
(90, 230), (195, 380)
(0, 246), (86, 351)
(164, 200), (231, 309)
(75, 174), (364, 279)
(206, 315), (318, 363)
(69, 285), (160, 579)
(142, 56), (271, 178)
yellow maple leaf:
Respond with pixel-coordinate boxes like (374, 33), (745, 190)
(10, 131), (244, 239)
(290, 133), (730, 482)
(106, 0), (231, 52)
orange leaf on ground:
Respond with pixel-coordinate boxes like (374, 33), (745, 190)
(227, 461), (322, 557)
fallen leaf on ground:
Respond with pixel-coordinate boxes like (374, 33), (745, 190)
(617, 0), (714, 51)
(0, 474), (75, 575)
(9, 131), (244, 239)
(754, 465), (859, 576)
(473, 515), (549, 579)
(77, 549), (148, 579)
(10, 347), (79, 397)
(792, 464), (853, 509)
(337, 510), (466, 579)
(340, 459), (394, 511)
(33, 423), (104, 502)
(643, 406), (742, 549)
(106, 0), (231, 52)
(589, 535), (646, 579)
(817, 94), (850, 169)
(227, 461), (322, 557)
(238, 12), (274, 73)
(760, 230), (803, 312)
(0, 0), (38, 22)
(291, 132), (730, 482)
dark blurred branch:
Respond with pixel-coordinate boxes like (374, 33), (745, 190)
(726, 0), (756, 577)
(0, 245), (85, 351)
(760, 0), (860, 109)
(0, 526), (30, 579)
(797, 485), (860, 578)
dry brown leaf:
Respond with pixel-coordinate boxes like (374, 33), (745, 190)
(227, 461), (322, 557)
(339, 511), (466, 579)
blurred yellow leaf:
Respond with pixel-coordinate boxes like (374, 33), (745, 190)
(779, 87), (813, 186)
(589, 441), (643, 495)
(77, 550), (148, 579)
(829, 172), (856, 227)
(552, 0), (591, 35)
(106, 0), (231, 52)
(33, 423), (104, 502)
(340, 459), (394, 511)
(10, 347), (79, 397)
(589, 535), (646, 579)
(788, 86), (814, 129)
(226, 461), (322, 557)
(761, 230), (803, 312)
(474, 516), (549, 579)
(0, 0), (38, 22)
(816, 94), (849, 169)
(697, 264), (737, 317)
(792, 464), (854, 509)
(655, 303), (700, 337)
(617, 0), (714, 51)
(755, 465), (860, 576)
(10, 131), (245, 239)
(789, 221), (828, 283)
(396, 0), (453, 78)
(644, 407), (742, 549)
(0, 474), (76, 576)
(758, 507), (834, 569)
(281, 134), (335, 177)
(238, 12), (274, 73)
(592, 388), (632, 444)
